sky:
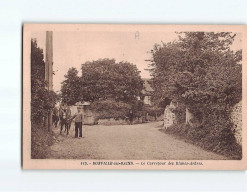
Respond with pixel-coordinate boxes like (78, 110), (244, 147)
(31, 31), (241, 92)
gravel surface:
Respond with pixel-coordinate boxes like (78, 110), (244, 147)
(47, 121), (227, 160)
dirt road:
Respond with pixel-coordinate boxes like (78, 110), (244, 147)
(47, 121), (227, 160)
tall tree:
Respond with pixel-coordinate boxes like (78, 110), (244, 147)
(147, 42), (182, 105)
(148, 32), (242, 154)
(149, 32), (241, 113)
(31, 39), (57, 124)
(61, 67), (82, 105)
(80, 59), (144, 104)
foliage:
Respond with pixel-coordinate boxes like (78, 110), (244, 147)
(90, 99), (131, 120)
(149, 32), (242, 155)
(133, 100), (144, 113)
(173, 103), (186, 124)
(31, 123), (55, 159)
(149, 33), (241, 107)
(60, 58), (144, 117)
(142, 106), (164, 117)
(162, 123), (242, 159)
(31, 39), (57, 124)
(61, 67), (82, 105)
(80, 59), (144, 103)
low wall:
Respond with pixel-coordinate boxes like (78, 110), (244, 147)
(70, 106), (97, 125)
(97, 115), (164, 126)
(97, 118), (143, 125)
(70, 105), (163, 126)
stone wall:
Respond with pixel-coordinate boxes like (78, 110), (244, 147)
(98, 118), (141, 125)
(231, 101), (242, 146)
(70, 105), (97, 125)
(185, 107), (194, 125)
(164, 106), (175, 129)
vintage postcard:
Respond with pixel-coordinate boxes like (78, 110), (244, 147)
(23, 24), (247, 170)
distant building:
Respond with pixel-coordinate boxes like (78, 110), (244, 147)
(142, 78), (154, 106)
(72, 101), (96, 125)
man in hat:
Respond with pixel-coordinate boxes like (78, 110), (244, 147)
(71, 106), (84, 138)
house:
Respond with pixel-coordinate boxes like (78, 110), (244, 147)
(142, 78), (154, 106)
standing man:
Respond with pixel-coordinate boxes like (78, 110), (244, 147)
(72, 106), (83, 138)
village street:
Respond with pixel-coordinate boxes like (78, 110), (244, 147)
(47, 121), (227, 160)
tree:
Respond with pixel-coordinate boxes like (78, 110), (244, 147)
(31, 39), (57, 124)
(61, 67), (82, 105)
(80, 59), (144, 104)
(147, 42), (182, 105)
(148, 32), (242, 155)
(149, 32), (241, 116)
(176, 33), (241, 121)
(90, 99), (131, 120)
(60, 59), (144, 119)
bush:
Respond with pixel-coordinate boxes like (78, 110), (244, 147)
(142, 106), (164, 117)
(90, 99), (131, 120)
(149, 32), (242, 159)
(161, 122), (242, 159)
(31, 39), (57, 159)
(31, 39), (57, 124)
(173, 103), (186, 124)
(31, 123), (55, 159)
(31, 89), (57, 124)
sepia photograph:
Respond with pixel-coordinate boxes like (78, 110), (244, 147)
(2, 0), (247, 192)
(22, 24), (247, 169)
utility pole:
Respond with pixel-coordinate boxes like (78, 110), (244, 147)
(45, 31), (53, 131)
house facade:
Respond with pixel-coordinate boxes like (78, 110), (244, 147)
(142, 78), (154, 106)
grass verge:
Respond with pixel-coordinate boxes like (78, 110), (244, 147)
(31, 123), (56, 159)
(159, 123), (242, 160)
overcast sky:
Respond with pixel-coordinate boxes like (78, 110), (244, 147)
(32, 31), (241, 92)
